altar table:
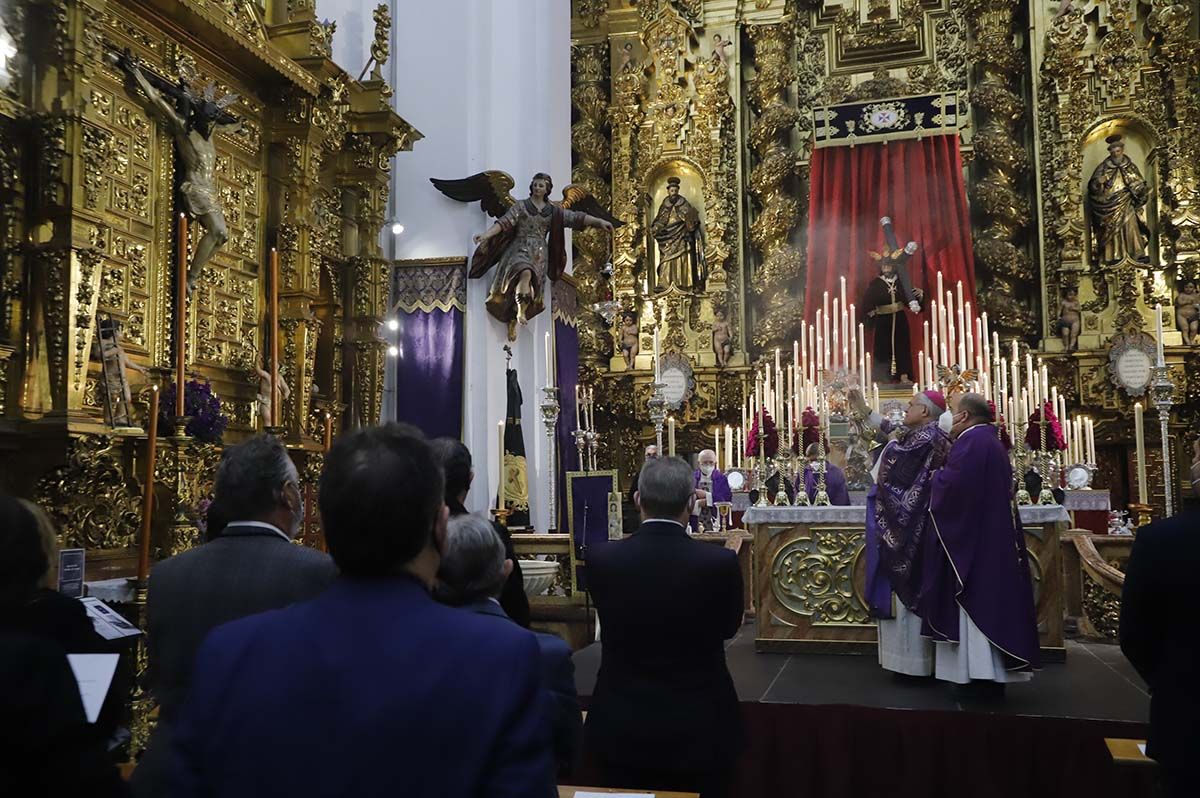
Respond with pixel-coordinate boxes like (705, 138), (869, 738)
(746, 504), (1068, 658)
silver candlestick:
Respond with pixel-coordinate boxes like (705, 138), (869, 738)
(540, 386), (560, 532)
(648, 381), (667, 454)
(573, 428), (587, 474)
(1150, 364), (1175, 517)
(585, 429), (599, 471)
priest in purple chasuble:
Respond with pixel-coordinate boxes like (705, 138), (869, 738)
(692, 449), (732, 530)
(794, 417), (852, 506)
(921, 393), (1040, 684)
(853, 388), (952, 677)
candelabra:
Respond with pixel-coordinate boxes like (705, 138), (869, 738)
(813, 431), (832, 507)
(648, 381), (667, 454)
(1150, 365), (1176, 517)
(540, 386), (560, 532)
(773, 442), (793, 507)
(1031, 406), (1058, 506)
(754, 458), (770, 507)
(573, 428), (587, 474)
(1013, 414), (1032, 505)
(585, 429), (599, 471)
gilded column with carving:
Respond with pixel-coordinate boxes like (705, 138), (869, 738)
(965, 0), (1036, 337)
(571, 42), (613, 377)
(746, 21), (802, 351)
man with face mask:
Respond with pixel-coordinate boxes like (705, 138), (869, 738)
(692, 449), (732, 531)
(1120, 440), (1200, 797)
(168, 424), (555, 797)
(921, 393), (1039, 694)
(587, 457), (744, 798)
(132, 435), (336, 797)
(850, 387), (952, 679)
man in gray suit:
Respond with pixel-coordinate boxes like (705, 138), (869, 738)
(131, 435), (337, 795)
(435, 513), (581, 777)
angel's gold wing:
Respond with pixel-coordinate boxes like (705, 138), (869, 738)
(429, 171), (517, 219)
(559, 185), (625, 228)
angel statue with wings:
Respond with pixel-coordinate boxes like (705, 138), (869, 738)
(111, 52), (242, 292)
(431, 171), (621, 337)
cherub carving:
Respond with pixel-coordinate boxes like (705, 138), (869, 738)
(619, 312), (640, 368)
(1177, 279), (1199, 345)
(1057, 286), (1081, 351)
(712, 307), (733, 367)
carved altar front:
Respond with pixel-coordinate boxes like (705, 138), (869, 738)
(745, 504), (1066, 659)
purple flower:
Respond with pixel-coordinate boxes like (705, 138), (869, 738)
(159, 378), (229, 443)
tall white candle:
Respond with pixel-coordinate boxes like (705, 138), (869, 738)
(840, 275), (847, 345)
(545, 332), (555, 388)
(800, 326), (807, 378)
(1155, 303), (1165, 366)
(497, 421), (506, 512)
(1134, 402), (1148, 504)
(1087, 418), (1096, 464)
(668, 416), (676, 457)
(575, 385), (582, 429)
(652, 327), (661, 381)
(832, 325), (839, 374)
(725, 425), (733, 471)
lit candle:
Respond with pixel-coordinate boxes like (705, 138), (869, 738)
(1134, 402), (1148, 504)
(800, 326), (807, 378)
(176, 215), (189, 420)
(137, 385), (160, 585)
(923, 321), (930, 379)
(832, 324), (839, 374)
(574, 385), (582, 429)
(714, 425), (721, 468)
(858, 323), (866, 393)
(872, 383), (880, 412)
(1025, 353), (1034, 406)
(323, 412), (332, 453)
(738, 426), (745, 469)
(1040, 363), (1049, 409)
(849, 304), (856, 373)
(588, 386), (595, 431)
(497, 420), (506, 513)
(931, 305), (940, 372)
(840, 275), (847, 338)
(1155, 303), (1165, 366)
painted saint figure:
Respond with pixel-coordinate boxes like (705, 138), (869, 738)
(114, 53), (241, 291)
(863, 217), (922, 383)
(1087, 134), (1150, 265)
(1176, 280), (1199, 345)
(431, 171), (619, 339)
(650, 177), (705, 291)
(1058, 286), (1081, 351)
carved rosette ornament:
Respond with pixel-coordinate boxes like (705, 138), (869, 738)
(747, 21), (802, 351)
(964, 0), (1035, 336)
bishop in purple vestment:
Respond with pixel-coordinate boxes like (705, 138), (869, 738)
(920, 393), (1040, 679)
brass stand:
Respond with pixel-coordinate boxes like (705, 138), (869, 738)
(1150, 365), (1175, 518)
(1128, 502), (1153, 529)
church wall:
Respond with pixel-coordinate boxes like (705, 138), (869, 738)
(376, 0), (573, 529)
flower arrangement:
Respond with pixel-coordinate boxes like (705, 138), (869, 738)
(1024, 401), (1066, 452)
(745, 409), (779, 459)
(159, 378), (229, 443)
(793, 406), (825, 454)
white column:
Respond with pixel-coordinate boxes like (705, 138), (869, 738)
(325, 0), (571, 528)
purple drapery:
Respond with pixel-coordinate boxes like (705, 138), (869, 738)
(553, 278), (580, 533)
(392, 259), (467, 440)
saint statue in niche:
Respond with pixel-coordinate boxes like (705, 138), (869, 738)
(650, 177), (705, 292)
(1177, 279), (1199, 345)
(111, 52), (242, 292)
(1087, 134), (1150, 265)
(431, 171), (620, 339)
(1057, 286), (1081, 352)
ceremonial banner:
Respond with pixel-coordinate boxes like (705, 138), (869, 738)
(553, 276), (580, 533)
(503, 367), (532, 530)
(804, 132), (976, 379)
(392, 258), (466, 439)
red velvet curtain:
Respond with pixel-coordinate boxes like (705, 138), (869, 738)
(804, 135), (976, 378)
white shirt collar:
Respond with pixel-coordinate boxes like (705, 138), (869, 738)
(646, 518), (688, 530)
(225, 520), (291, 542)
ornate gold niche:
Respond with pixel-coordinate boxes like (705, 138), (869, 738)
(0, 1), (419, 553)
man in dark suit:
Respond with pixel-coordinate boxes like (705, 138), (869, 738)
(435, 512), (581, 776)
(169, 423), (555, 797)
(131, 435), (337, 796)
(1120, 440), (1200, 798)
(587, 456), (744, 797)
(430, 437), (530, 627)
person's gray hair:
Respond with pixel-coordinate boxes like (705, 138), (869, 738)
(958, 392), (992, 423)
(436, 514), (507, 606)
(636, 456), (694, 518)
(213, 435), (297, 521)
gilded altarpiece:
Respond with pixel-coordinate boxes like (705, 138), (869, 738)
(0, 0), (417, 558)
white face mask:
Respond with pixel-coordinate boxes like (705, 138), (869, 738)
(700, 464), (715, 476)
